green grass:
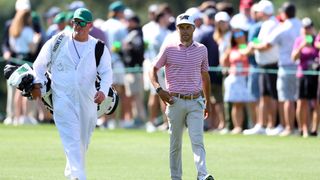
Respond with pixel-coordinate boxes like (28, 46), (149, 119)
(0, 124), (319, 180)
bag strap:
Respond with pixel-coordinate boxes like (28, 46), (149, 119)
(50, 32), (67, 71)
(94, 40), (105, 91)
(95, 40), (105, 68)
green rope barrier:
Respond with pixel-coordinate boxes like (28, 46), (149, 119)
(0, 56), (319, 75)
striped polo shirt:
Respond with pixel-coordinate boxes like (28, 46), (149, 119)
(154, 39), (209, 94)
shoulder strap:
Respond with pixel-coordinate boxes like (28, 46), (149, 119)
(95, 40), (105, 68)
(50, 32), (67, 71)
(95, 40), (105, 91)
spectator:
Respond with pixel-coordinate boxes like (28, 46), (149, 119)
(186, 7), (203, 41)
(143, 4), (172, 132)
(197, 8), (223, 131)
(101, 1), (129, 128)
(8, 0), (41, 125)
(245, 3), (262, 129)
(221, 21), (254, 134)
(244, 0), (279, 135)
(122, 11), (147, 125)
(213, 11), (231, 133)
(292, 17), (319, 137)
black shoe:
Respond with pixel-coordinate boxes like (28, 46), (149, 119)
(310, 131), (318, 137)
(204, 174), (214, 180)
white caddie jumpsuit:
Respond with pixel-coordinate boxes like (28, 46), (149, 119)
(33, 32), (113, 180)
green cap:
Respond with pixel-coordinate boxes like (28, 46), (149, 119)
(73, 8), (93, 22)
(53, 12), (66, 24)
(108, 1), (126, 12)
(65, 11), (74, 21)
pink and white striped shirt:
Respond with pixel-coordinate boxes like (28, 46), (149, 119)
(154, 39), (209, 94)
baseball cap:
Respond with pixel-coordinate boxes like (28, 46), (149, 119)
(44, 6), (61, 18)
(240, 0), (253, 9)
(53, 12), (66, 24)
(199, 1), (216, 12)
(256, 0), (274, 15)
(176, 13), (195, 26)
(204, 8), (217, 19)
(215, 11), (230, 22)
(185, 7), (203, 20)
(15, 0), (31, 11)
(109, 1), (126, 12)
(73, 8), (93, 22)
(230, 13), (250, 31)
(68, 1), (86, 11)
(302, 17), (313, 28)
(148, 4), (158, 13)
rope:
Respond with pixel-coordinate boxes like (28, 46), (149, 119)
(0, 56), (319, 75)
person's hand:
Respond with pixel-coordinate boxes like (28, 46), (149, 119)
(94, 91), (105, 104)
(30, 84), (42, 100)
(158, 89), (174, 105)
(3, 51), (11, 60)
(204, 101), (211, 119)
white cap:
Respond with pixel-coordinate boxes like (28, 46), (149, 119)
(148, 4), (158, 13)
(185, 7), (203, 20)
(176, 13), (195, 26)
(256, 0), (274, 15)
(230, 13), (250, 31)
(301, 17), (313, 28)
(15, 0), (31, 11)
(215, 11), (230, 22)
(68, 1), (86, 11)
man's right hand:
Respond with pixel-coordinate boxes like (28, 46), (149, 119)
(30, 84), (42, 100)
(158, 90), (174, 105)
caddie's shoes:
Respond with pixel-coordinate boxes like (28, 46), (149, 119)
(204, 174), (214, 180)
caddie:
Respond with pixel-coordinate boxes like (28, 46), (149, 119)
(31, 8), (113, 180)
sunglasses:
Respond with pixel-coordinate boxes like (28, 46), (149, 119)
(233, 31), (245, 38)
(72, 20), (88, 27)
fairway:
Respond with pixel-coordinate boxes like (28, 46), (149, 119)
(0, 124), (319, 180)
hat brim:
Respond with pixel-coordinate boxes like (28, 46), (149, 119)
(176, 20), (195, 26)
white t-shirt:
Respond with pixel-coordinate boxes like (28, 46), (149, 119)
(268, 18), (301, 66)
(9, 26), (34, 53)
(68, 36), (87, 66)
(254, 16), (279, 65)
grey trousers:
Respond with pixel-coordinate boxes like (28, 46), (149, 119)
(166, 97), (208, 180)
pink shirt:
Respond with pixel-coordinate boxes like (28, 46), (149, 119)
(228, 47), (249, 76)
(154, 39), (209, 94)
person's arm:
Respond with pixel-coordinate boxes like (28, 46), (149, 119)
(201, 71), (211, 119)
(251, 41), (272, 51)
(149, 65), (174, 105)
(2, 21), (12, 60)
(31, 38), (53, 99)
(292, 37), (306, 61)
(149, 46), (173, 105)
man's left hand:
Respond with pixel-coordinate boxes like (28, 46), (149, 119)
(94, 91), (105, 104)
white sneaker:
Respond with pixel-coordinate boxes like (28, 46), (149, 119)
(219, 128), (229, 135)
(22, 116), (38, 125)
(3, 117), (13, 125)
(157, 123), (169, 131)
(120, 120), (135, 128)
(266, 125), (284, 136)
(146, 121), (157, 133)
(107, 119), (116, 130)
(96, 118), (104, 127)
(243, 124), (266, 135)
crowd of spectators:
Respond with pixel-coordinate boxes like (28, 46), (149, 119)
(1, 0), (320, 138)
